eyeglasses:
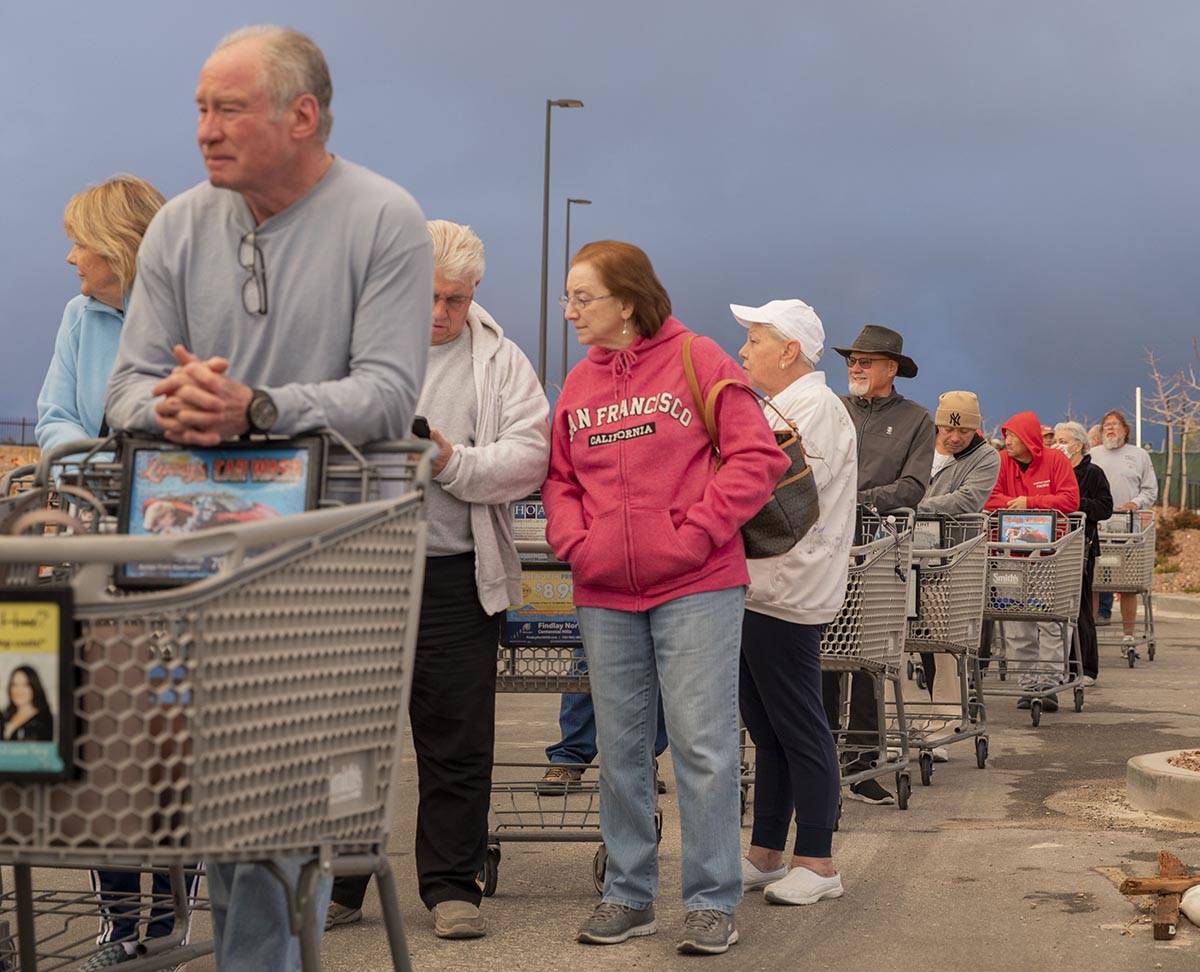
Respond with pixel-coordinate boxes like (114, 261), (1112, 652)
(559, 293), (614, 310)
(434, 293), (472, 310)
(846, 355), (880, 369)
(239, 229), (267, 315)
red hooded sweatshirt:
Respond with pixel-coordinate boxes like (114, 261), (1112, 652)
(542, 317), (788, 612)
(985, 411), (1080, 514)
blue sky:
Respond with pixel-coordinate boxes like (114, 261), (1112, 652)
(3, 2), (1197, 439)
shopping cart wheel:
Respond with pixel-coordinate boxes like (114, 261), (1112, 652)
(895, 772), (911, 810)
(975, 736), (989, 769)
(906, 659), (915, 680)
(739, 784), (749, 821)
(1148, 643), (1156, 661)
(655, 809), (663, 843)
(592, 844), (608, 895)
(1030, 700), (1042, 727)
(918, 752), (933, 787)
(1074, 687), (1084, 712)
(1127, 649), (1137, 669)
(478, 844), (501, 898)
(0, 919), (14, 972)
(915, 668), (927, 692)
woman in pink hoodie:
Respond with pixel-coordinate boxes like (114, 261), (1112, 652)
(543, 240), (788, 955)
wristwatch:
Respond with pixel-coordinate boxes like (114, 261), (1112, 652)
(246, 388), (278, 433)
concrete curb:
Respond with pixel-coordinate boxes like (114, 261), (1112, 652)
(1127, 750), (1200, 821)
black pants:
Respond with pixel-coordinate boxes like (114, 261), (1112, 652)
(741, 612), (839, 857)
(820, 670), (878, 773)
(1075, 556), (1098, 679)
(332, 553), (500, 911)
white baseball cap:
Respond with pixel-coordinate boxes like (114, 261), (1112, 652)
(729, 299), (824, 363)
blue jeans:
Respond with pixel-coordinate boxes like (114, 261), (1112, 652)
(1098, 591), (1113, 618)
(547, 651), (668, 763)
(208, 858), (331, 972)
(576, 586), (744, 913)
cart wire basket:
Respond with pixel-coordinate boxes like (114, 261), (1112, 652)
(0, 433), (430, 972)
(817, 510), (915, 810)
(981, 511), (1086, 727)
(897, 514), (990, 786)
(1094, 510), (1156, 665)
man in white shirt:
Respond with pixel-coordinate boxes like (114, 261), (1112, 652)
(1089, 410), (1158, 645)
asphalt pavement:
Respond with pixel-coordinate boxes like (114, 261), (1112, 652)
(8, 612), (1200, 971)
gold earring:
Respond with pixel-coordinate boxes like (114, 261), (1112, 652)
(779, 360), (786, 369)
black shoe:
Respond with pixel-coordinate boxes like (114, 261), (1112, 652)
(847, 779), (895, 806)
(1042, 695), (1059, 713)
(1016, 696), (1032, 710)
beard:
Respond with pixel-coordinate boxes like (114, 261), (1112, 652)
(1102, 432), (1124, 450)
(848, 379), (870, 397)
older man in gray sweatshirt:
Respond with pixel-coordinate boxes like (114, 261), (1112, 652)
(104, 26), (431, 972)
(919, 391), (1000, 516)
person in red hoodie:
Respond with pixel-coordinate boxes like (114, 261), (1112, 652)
(543, 240), (787, 956)
(985, 411), (1080, 709)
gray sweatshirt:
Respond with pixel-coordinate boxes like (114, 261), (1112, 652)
(919, 434), (1001, 515)
(840, 389), (935, 513)
(106, 157), (433, 445)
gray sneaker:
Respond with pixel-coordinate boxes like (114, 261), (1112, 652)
(676, 909), (738, 955)
(577, 901), (657, 945)
(324, 901), (363, 931)
(433, 900), (486, 939)
(79, 943), (139, 970)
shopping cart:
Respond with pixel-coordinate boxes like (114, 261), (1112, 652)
(820, 511), (915, 810)
(981, 512), (1086, 727)
(1094, 510), (1156, 666)
(898, 514), (990, 786)
(482, 501), (661, 898)
(0, 433), (430, 972)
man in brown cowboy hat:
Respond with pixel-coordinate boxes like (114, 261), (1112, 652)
(822, 323), (934, 806)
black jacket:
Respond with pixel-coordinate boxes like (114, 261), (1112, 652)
(840, 389), (935, 514)
(0, 707), (53, 742)
(1073, 454), (1113, 560)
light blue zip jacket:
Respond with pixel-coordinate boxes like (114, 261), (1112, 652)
(35, 294), (124, 455)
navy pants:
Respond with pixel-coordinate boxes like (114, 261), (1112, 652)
(547, 663), (668, 764)
(740, 611), (839, 858)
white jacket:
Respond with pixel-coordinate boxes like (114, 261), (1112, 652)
(434, 304), (551, 614)
(746, 371), (858, 625)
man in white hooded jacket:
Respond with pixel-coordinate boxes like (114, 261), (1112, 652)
(329, 221), (549, 940)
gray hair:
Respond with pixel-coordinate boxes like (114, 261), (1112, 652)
(428, 220), (486, 284)
(216, 26), (333, 142)
(1055, 421), (1090, 455)
(757, 322), (813, 369)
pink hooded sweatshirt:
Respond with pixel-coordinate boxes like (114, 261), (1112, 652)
(542, 317), (789, 612)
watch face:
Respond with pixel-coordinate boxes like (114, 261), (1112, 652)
(250, 393), (277, 431)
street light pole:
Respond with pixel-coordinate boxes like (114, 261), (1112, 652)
(538, 98), (584, 386)
(562, 197), (592, 384)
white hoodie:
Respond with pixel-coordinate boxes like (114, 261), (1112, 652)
(746, 371), (858, 625)
(429, 303), (551, 614)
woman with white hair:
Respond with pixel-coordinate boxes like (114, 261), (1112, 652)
(327, 220), (549, 941)
(732, 299), (856, 908)
(1053, 421), (1113, 685)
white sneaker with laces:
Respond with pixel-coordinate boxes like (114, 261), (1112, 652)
(742, 857), (789, 891)
(1081, 675), (1097, 687)
(763, 867), (845, 906)
(930, 746), (950, 763)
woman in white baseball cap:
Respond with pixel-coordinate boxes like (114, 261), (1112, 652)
(731, 299), (858, 907)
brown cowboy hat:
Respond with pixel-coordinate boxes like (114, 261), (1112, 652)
(833, 324), (918, 379)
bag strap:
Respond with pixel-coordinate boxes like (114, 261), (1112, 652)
(682, 334), (808, 457)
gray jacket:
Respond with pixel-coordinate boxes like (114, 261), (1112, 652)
(433, 304), (551, 615)
(919, 434), (1001, 515)
(840, 390), (935, 513)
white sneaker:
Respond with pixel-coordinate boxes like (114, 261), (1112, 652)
(741, 857), (788, 891)
(763, 867), (845, 906)
(1081, 675), (1097, 687)
(931, 747), (950, 763)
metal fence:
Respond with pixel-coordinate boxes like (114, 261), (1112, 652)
(0, 417), (36, 446)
